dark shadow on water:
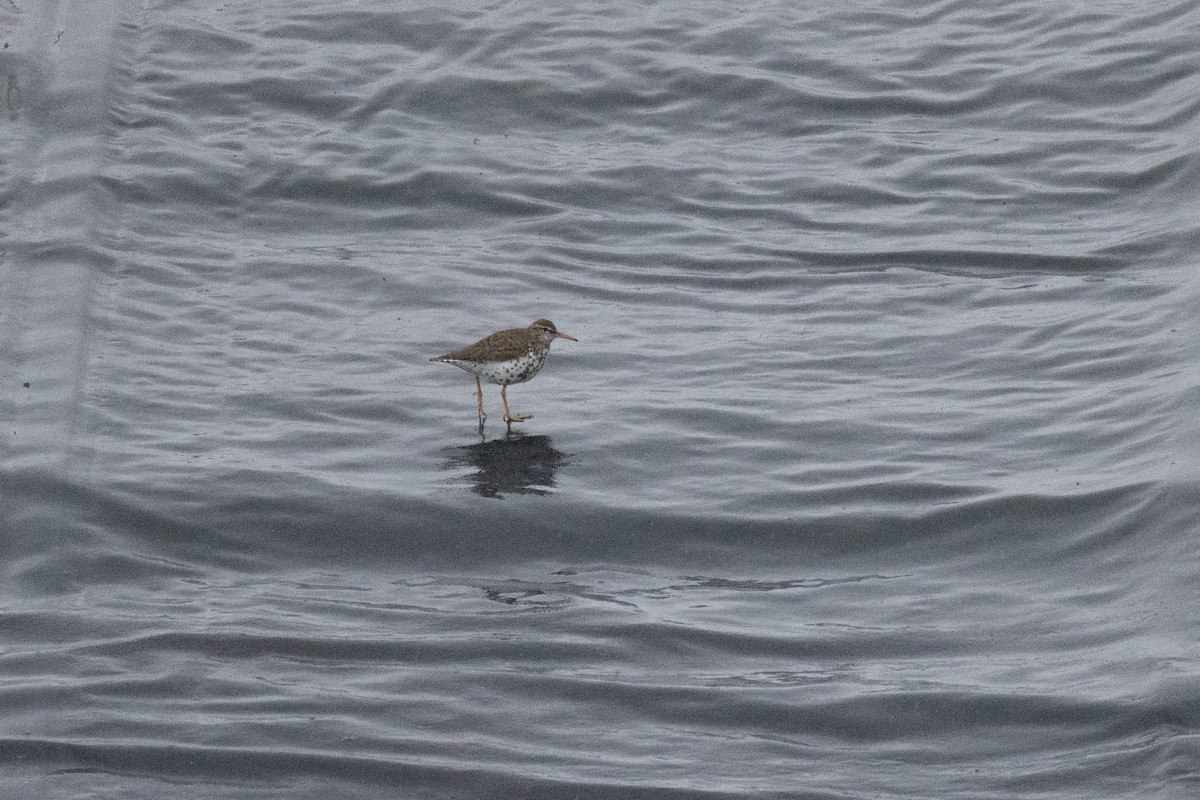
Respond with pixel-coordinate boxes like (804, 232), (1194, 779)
(442, 430), (569, 499)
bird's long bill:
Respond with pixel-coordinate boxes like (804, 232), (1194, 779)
(555, 331), (578, 341)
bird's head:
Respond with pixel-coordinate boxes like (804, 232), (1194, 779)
(530, 319), (578, 342)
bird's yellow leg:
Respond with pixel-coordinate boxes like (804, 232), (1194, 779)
(501, 384), (531, 423)
(475, 377), (486, 421)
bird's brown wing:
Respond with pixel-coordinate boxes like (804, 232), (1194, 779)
(436, 327), (529, 362)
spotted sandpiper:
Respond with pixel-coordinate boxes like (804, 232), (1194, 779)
(431, 319), (577, 426)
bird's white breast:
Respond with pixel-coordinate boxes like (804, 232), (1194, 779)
(448, 350), (548, 385)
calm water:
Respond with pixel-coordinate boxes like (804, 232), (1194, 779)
(2, 0), (1199, 797)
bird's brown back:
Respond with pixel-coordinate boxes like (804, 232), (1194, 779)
(435, 327), (537, 363)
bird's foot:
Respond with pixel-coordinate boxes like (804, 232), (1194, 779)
(503, 411), (533, 423)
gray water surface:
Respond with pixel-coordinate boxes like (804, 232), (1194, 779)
(3, 1), (1199, 797)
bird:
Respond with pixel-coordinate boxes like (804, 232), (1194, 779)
(431, 319), (577, 425)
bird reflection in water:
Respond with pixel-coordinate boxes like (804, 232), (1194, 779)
(442, 430), (569, 498)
